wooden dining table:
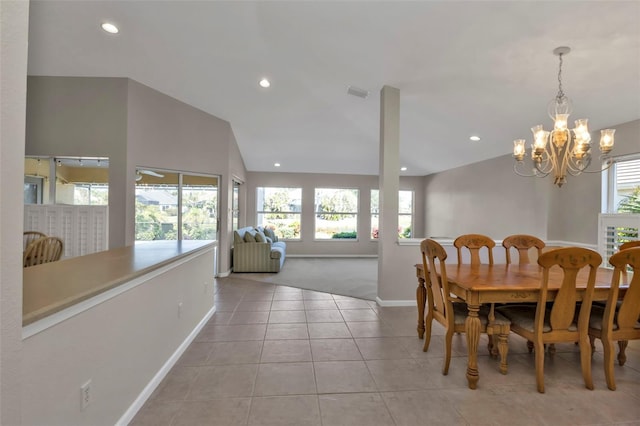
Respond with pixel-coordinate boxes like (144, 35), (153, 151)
(414, 262), (620, 389)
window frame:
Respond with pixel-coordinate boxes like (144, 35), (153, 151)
(602, 153), (640, 214)
(370, 189), (414, 240)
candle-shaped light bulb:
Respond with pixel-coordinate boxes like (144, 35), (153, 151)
(513, 139), (526, 161)
(599, 129), (615, 153)
(554, 114), (569, 131)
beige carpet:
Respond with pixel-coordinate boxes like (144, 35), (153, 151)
(231, 257), (378, 300)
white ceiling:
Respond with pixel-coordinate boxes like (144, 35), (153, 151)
(27, 1), (640, 176)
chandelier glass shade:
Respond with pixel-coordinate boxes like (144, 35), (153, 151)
(512, 46), (615, 187)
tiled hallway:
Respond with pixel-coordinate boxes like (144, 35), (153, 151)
(131, 276), (640, 425)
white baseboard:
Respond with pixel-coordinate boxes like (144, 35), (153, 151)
(116, 306), (216, 426)
(217, 269), (232, 277)
(375, 297), (415, 307)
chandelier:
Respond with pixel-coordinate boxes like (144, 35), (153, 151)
(512, 46), (615, 187)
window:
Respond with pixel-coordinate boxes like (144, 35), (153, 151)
(604, 154), (640, 214)
(599, 154), (640, 263)
(315, 188), (358, 239)
(135, 169), (219, 241)
(370, 189), (414, 239)
(256, 187), (301, 240)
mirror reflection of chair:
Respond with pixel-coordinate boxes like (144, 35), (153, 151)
(420, 238), (511, 375)
(498, 247), (602, 393)
(23, 231), (46, 251)
(23, 236), (63, 267)
(588, 247), (640, 390)
(502, 234), (545, 265)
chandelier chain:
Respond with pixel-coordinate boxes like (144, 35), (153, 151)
(556, 53), (565, 101)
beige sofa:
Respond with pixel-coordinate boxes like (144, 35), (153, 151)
(232, 226), (286, 272)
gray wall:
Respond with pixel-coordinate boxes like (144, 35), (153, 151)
(25, 76), (129, 248)
(1, 1), (29, 423)
(245, 172), (425, 257)
(25, 76), (247, 273)
(423, 154), (550, 240)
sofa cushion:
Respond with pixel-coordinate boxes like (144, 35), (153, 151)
(264, 227), (278, 242)
(273, 241), (287, 251)
(255, 231), (267, 243)
(244, 232), (256, 243)
(234, 231), (244, 245)
(265, 236), (273, 244)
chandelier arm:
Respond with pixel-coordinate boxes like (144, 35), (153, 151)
(514, 161), (549, 178)
(568, 156), (614, 174)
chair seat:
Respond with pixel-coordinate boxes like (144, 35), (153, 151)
(497, 305), (576, 333)
(589, 305), (640, 331)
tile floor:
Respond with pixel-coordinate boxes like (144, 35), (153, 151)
(131, 276), (640, 425)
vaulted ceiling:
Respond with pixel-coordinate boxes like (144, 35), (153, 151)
(27, 1), (640, 176)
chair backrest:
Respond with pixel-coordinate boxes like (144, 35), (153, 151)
(502, 234), (545, 264)
(453, 234), (495, 265)
(606, 247), (640, 334)
(619, 241), (640, 251)
(420, 238), (453, 327)
(23, 231), (47, 251)
(536, 247), (602, 336)
(23, 237), (64, 267)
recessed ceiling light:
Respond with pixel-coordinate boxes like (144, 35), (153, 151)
(259, 78), (271, 88)
(274, 163), (281, 167)
(400, 167), (408, 171)
(101, 22), (119, 34)
(470, 136), (481, 141)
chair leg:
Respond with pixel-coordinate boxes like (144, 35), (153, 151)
(548, 343), (556, 355)
(497, 328), (509, 375)
(534, 341), (545, 393)
(487, 335), (497, 358)
(602, 337), (616, 391)
(442, 330), (453, 375)
(527, 340), (534, 353)
(578, 335), (594, 390)
(589, 334), (596, 355)
(618, 340), (629, 366)
(422, 311), (434, 352)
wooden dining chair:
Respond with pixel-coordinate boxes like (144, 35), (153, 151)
(453, 234), (495, 266)
(588, 247), (640, 390)
(502, 234), (545, 265)
(23, 236), (64, 267)
(619, 240), (640, 251)
(497, 247), (602, 393)
(23, 231), (47, 251)
(420, 239), (511, 375)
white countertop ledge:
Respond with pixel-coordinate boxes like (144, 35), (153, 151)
(23, 240), (215, 334)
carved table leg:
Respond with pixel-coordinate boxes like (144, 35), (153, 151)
(416, 276), (426, 339)
(465, 303), (481, 389)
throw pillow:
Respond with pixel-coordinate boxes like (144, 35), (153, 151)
(265, 236), (273, 244)
(264, 227), (277, 242)
(255, 231), (266, 243)
(233, 231), (244, 245)
(244, 232), (256, 243)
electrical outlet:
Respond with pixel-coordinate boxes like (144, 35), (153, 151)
(177, 302), (183, 318)
(80, 380), (91, 411)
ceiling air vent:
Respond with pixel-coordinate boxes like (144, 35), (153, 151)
(347, 85), (369, 99)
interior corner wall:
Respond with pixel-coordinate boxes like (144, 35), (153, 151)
(25, 76), (129, 249)
(1, 1), (29, 423)
(547, 118), (640, 244)
(125, 79), (245, 272)
(423, 154), (550, 240)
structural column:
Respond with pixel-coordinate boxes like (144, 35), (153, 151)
(377, 85), (401, 302)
